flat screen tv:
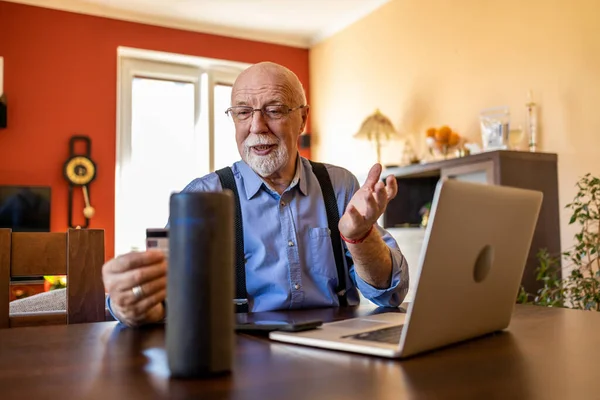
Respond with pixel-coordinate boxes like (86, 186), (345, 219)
(0, 185), (51, 232)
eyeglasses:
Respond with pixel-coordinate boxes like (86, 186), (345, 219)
(225, 105), (306, 122)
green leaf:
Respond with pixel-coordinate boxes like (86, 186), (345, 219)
(533, 173), (600, 312)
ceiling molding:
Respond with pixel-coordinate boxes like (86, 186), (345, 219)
(3, 0), (311, 48)
(4, 0), (391, 49)
(308, 0), (389, 46)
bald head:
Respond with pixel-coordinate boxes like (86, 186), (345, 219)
(232, 62), (306, 107)
(229, 61), (309, 183)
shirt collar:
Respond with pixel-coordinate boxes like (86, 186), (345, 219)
(296, 156), (308, 196)
(237, 160), (264, 200)
(237, 154), (307, 200)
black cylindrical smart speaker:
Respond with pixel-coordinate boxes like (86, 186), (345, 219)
(166, 191), (234, 378)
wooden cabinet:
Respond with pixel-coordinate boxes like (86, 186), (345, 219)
(440, 160), (494, 184)
(382, 150), (561, 296)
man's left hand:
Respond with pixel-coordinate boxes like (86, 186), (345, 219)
(339, 163), (398, 241)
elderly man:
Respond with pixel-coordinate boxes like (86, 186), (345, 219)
(103, 61), (409, 327)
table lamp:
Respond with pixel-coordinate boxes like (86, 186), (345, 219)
(354, 109), (400, 164)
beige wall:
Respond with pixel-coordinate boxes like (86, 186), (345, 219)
(310, 0), (600, 252)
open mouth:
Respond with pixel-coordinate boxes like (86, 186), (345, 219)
(251, 144), (276, 155)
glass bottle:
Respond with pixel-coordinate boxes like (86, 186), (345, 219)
(526, 90), (538, 152)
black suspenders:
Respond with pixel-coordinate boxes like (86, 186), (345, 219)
(308, 161), (349, 306)
(214, 166), (249, 313)
(215, 161), (349, 312)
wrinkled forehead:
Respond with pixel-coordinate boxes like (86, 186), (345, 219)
(231, 70), (295, 106)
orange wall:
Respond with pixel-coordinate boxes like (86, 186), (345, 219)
(0, 2), (310, 261)
(310, 0), (600, 254)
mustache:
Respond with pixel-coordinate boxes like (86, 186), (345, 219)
(244, 135), (279, 148)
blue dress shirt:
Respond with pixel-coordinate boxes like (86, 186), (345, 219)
(178, 157), (409, 312)
(107, 156), (409, 321)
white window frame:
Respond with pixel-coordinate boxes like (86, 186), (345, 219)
(115, 47), (249, 256)
(207, 70), (240, 171)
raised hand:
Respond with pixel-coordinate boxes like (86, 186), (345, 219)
(339, 164), (398, 242)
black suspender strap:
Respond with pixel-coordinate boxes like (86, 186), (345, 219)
(309, 160), (349, 306)
(215, 167), (249, 313)
(216, 162), (349, 311)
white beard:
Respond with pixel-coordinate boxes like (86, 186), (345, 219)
(243, 134), (289, 177)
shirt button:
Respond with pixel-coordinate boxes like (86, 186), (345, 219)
(280, 201), (286, 206)
(288, 240), (294, 247)
(294, 283), (300, 290)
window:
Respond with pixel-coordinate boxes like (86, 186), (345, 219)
(213, 82), (239, 170)
(115, 48), (249, 256)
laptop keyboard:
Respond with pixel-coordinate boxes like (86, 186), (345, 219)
(342, 324), (404, 344)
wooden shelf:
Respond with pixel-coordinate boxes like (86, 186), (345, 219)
(383, 149), (561, 296)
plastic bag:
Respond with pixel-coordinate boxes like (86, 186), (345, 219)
(479, 106), (510, 151)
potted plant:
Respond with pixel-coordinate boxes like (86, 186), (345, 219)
(518, 173), (600, 310)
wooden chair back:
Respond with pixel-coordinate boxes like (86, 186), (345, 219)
(0, 228), (105, 328)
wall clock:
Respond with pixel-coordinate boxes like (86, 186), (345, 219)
(63, 135), (97, 228)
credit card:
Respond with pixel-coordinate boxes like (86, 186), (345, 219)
(146, 228), (169, 256)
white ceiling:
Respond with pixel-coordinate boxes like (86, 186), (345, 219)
(6, 0), (391, 48)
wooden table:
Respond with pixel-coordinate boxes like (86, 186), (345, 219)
(1, 304), (599, 399)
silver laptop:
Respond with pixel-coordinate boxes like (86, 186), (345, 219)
(269, 179), (543, 358)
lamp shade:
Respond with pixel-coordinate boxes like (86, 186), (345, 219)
(354, 109), (398, 141)
(354, 109), (400, 163)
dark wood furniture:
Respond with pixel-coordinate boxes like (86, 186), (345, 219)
(0, 228), (105, 328)
(383, 150), (561, 295)
(0, 304), (598, 399)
